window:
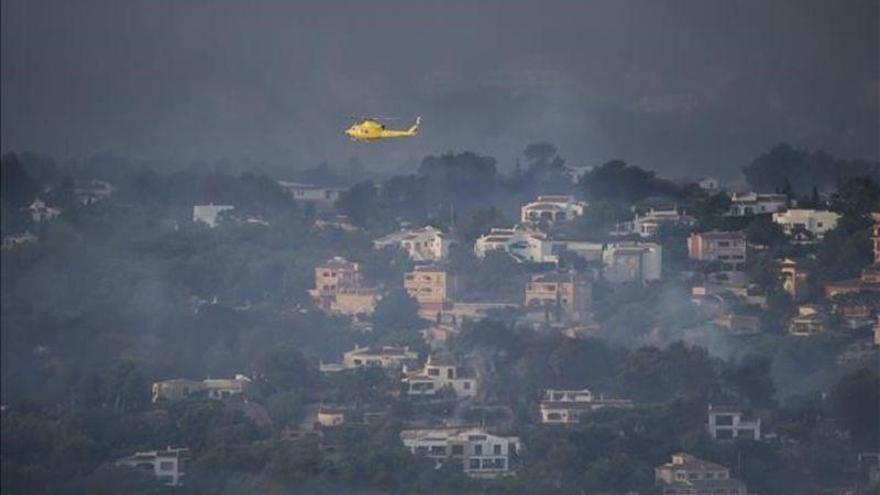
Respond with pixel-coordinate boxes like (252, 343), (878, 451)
(688, 472), (699, 479)
(738, 428), (754, 438)
(494, 444), (502, 455)
(451, 445), (464, 455)
(430, 446), (446, 455)
(447, 369), (454, 379)
(547, 412), (562, 421)
(716, 429), (734, 440)
(715, 414), (734, 426)
(474, 445), (483, 455)
(469, 459), (481, 470)
(463, 382), (471, 390)
(428, 368), (439, 376)
(353, 359), (362, 365)
(158, 461), (175, 471)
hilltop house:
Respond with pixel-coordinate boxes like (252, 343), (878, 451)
(404, 265), (458, 316)
(687, 231), (747, 271)
(523, 272), (591, 323)
(23, 198), (61, 222)
(320, 345), (418, 372)
(788, 305), (831, 336)
(520, 195), (587, 225)
(779, 257), (810, 300)
(698, 177), (720, 192)
(707, 404), (761, 441)
(772, 209), (841, 241)
(403, 355), (477, 398)
(400, 427), (521, 478)
(1, 231), (37, 250)
(614, 205), (696, 238)
(873, 213), (880, 264)
(551, 240), (604, 263)
(374, 225), (452, 262)
(277, 181), (346, 209)
(151, 375), (253, 402)
(309, 257), (380, 316)
(192, 204), (234, 228)
(474, 225), (558, 264)
(539, 389), (634, 424)
(655, 453), (748, 495)
(73, 178), (115, 205)
(727, 192), (787, 216)
(116, 447), (189, 486)
(602, 242), (662, 284)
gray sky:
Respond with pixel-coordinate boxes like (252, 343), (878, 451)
(2, 0), (877, 178)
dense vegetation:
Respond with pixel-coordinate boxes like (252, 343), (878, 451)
(1, 144), (878, 494)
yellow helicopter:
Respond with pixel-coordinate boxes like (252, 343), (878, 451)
(345, 116), (420, 142)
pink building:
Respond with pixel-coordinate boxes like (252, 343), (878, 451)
(687, 231), (747, 271)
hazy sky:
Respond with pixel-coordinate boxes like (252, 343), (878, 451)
(2, 0), (877, 178)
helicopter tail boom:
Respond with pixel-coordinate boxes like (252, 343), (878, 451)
(407, 116), (421, 134)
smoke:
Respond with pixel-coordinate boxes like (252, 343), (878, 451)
(2, 0), (877, 178)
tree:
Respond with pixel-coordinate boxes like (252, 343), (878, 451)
(743, 143), (880, 194)
(722, 355), (776, 407)
(580, 160), (679, 203)
(744, 216), (787, 247)
(1, 152), (39, 207)
(455, 206), (511, 244)
(831, 368), (880, 449)
(371, 288), (425, 342)
(336, 180), (377, 227)
(256, 344), (315, 395)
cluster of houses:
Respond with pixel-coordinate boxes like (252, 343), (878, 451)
(10, 175), (876, 486)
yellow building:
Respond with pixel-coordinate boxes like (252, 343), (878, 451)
(872, 213), (880, 263)
(524, 272), (591, 322)
(404, 265), (458, 314)
(310, 257), (378, 315)
(779, 258), (809, 300)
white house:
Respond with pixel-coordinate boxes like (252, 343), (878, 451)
(278, 181), (346, 209)
(116, 447), (188, 486)
(373, 225), (452, 261)
(551, 240), (604, 262)
(320, 345), (419, 372)
(474, 225), (558, 264)
(727, 192), (788, 216)
(23, 198), (61, 222)
(192, 204), (235, 228)
(698, 177), (720, 192)
(540, 389), (634, 424)
(73, 179), (115, 205)
(400, 427), (521, 478)
(520, 195), (587, 224)
(602, 242), (662, 284)
(152, 374), (252, 402)
(772, 209), (841, 241)
(403, 355), (477, 398)
(706, 404), (761, 441)
(614, 206), (696, 237)
(1, 231), (37, 250)
(655, 453), (747, 495)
